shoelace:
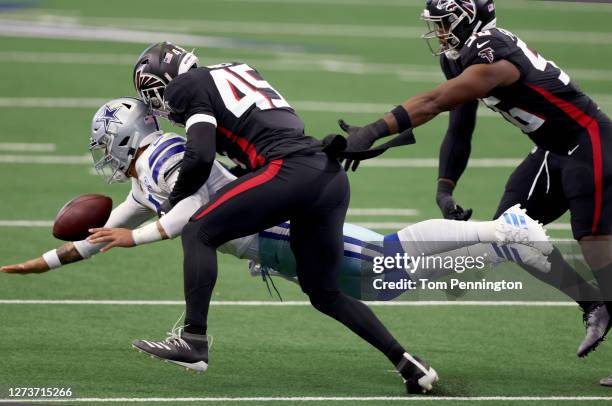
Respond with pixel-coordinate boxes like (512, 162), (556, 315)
(164, 312), (214, 350)
(260, 265), (283, 302)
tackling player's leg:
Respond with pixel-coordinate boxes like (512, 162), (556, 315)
(134, 154), (438, 394)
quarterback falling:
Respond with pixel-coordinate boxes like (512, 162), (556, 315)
(3, 98), (552, 393)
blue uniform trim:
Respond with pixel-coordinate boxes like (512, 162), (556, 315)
(148, 137), (184, 168)
(259, 230), (375, 262)
(147, 194), (161, 210)
(153, 145), (186, 183)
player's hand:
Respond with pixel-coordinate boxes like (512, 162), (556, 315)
(87, 227), (135, 252)
(338, 119), (377, 172)
(1, 258), (50, 274)
(436, 180), (473, 221)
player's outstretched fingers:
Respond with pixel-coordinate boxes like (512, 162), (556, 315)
(0, 264), (24, 273)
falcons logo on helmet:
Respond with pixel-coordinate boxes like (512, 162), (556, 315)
(436, 0), (476, 22)
(134, 66), (166, 92)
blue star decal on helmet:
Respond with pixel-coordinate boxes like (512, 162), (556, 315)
(96, 105), (123, 133)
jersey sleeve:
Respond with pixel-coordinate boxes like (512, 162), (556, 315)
(460, 29), (521, 69)
(165, 70), (217, 130)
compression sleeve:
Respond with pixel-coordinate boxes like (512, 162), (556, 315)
(167, 122), (217, 207)
(438, 100), (479, 183)
(73, 193), (155, 258)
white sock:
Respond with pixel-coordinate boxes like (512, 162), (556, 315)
(395, 219), (497, 257)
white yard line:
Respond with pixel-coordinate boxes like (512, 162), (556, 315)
(360, 158), (523, 168)
(0, 21), (303, 52)
(1, 396), (612, 403)
(353, 222), (572, 231)
(348, 208), (418, 216)
(2, 17), (612, 44)
(1, 97), (611, 117)
(0, 300), (576, 306)
(0, 220), (53, 227)
(0, 142), (55, 152)
(3, 51), (611, 83)
(0, 154), (90, 164)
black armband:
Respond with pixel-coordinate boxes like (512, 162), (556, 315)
(391, 105), (413, 133)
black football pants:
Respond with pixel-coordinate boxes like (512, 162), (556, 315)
(181, 153), (406, 364)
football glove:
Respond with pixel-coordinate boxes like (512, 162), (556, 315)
(338, 119), (387, 171)
(436, 180), (473, 221)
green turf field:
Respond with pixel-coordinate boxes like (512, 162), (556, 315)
(1, 0), (612, 404)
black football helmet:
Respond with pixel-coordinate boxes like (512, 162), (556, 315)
(133, 42), (199, 116)
(421, 0), (496, 59)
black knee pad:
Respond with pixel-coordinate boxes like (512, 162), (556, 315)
(307, 289), (341, 314)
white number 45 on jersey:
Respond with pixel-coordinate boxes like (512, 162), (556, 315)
(209, 63), (291, 118)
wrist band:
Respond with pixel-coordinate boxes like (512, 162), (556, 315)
(132, 222), (163, 246)
(391, 105), (413, 132)
(42, 249), (62, 269)
(437, 179), (455, 196)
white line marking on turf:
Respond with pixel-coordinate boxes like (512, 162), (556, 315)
(2, 97), (611, 117)
(0, 21), (304, 52)
(2, 396), (611, 402)
(0, 142), (55, 152)
(348, 208), (419, 216)
(0, 220), (53, 227)
(0, 300), (577, 306)
(0, 155), (524, 168)
(361, 158), (523, 168)
(0, 154), (91, 164)
(3, 51), (611, 83)
(4, 15), (612, 44)
(353, 222), (573, 231)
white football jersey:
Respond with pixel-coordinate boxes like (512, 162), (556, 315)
(131, 132), (234, 212)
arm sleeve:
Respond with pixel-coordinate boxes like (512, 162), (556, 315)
(73, 193), (155, 258)
(438, 100), (478, 183)
(167, 122), (217, 206)
(159, 181), (209, 238)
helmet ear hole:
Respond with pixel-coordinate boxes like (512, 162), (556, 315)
(119, 137), (129, 147)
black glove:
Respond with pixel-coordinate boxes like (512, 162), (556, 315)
(157, 200), (174, 218)
(436, 180), (473, 221)
(338, 119), (388, 171)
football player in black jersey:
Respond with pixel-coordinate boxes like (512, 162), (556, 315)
(129, 42), (439, 393)
(337, 0), (612, 368)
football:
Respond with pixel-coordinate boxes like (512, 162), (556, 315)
(52, 194), (113, 241)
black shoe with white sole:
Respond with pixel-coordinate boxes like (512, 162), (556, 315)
(133, 330), (209, 372)
(396, 353), (438, 394)
(577, 303), (611, 357)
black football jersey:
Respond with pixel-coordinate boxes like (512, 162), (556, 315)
(442, 28), (605, 154)
(165, 63), (319, 170)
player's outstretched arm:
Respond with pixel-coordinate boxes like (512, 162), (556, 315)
(88, 182), (209, 252)
(338, 61), (520, 155)
(0, 242), (83, 274)
(1, 194), (154, 274)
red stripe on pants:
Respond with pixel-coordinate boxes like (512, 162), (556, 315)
(526, 83), (602, 234)
(193, 160), (283, 221)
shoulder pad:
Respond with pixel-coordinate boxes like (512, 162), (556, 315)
(460, 28), (518, 67)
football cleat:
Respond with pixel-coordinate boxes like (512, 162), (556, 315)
(600, 375), (612, 387)
(495, 204), (553, 255)
(577, 303), (611, 358)
(133, 325), (209, 372)
(489, 242), (551, 274)
(397, 353), (438, 394)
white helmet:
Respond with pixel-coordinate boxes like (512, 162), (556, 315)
(89, 97), (161, 183)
